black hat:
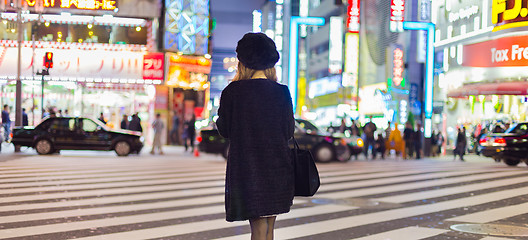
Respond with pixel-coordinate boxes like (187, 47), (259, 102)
(236, 32), (280, 70)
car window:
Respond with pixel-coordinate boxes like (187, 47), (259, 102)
(509, 123), (528, 135)
(296, 120), (319, 133)
(82, 119), (99, 132)
(49, 118), (73, 131)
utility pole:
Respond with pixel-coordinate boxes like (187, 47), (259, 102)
(14, 0), (23, 152)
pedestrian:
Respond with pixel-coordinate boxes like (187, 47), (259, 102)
(169, 113), (180, 145)
(183, 114), (196, 152)
(363, 117), (377, 159)
(57, 109), (63, 117)
(150, 113), (164, 155)
(216, 32), (295, 239)
(475, 128), (487, 155)
(431, 130), (438, 157)
(22, 108), (28, 127)
(98, 112), (106, 124)
(128, 113), (143, 133)
(2, 104), (11, 142)
(374, 133), (385, 159)
(386, 123), (404, 158)
(403, 121), (414, 159)
(414, 123), (423, 159)
(63, 109), (70, 117)
(120, 114), (129, 130)
(455, 127), (467, 161)
(437, 131), (444, 155)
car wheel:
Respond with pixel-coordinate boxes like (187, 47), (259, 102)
(222, 144), (229, 160)
(35, 139), (53, 155)
(114, 141), (131, 156)
(313, 143), (335, 163)
(504, 158), (521, 166)
(336, 145), (352, 162)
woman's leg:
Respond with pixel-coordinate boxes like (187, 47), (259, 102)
(249, 218), (268, 240)
(266, 216), (277, 240)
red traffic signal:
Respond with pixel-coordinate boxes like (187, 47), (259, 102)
(43, 52), (53, 69)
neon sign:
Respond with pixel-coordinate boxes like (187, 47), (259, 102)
(393, 48), (404, 86)
(390, 0), (405, 32)
(492, 0), (528, 31)
(347, 0), (360, 33)
(25, 0), (117, 10)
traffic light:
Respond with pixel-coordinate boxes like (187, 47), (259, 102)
(43, 52), (53, 68)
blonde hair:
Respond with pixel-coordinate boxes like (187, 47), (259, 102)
(232, 62), (278, 82)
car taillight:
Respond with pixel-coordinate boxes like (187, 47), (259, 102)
(479, 137), (488, 145)
(197, 136), (202, 142)
(494, 137), (506, 146)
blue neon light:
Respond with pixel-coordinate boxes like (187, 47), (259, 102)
(289, 16), (325, 113)
(402, 21), (435, 137)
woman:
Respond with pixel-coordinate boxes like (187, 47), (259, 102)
(216, 32), (295, 240)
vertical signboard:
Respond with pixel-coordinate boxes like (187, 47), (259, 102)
(329, 16), (344, 74)
(343, 33), (359, 90)
(417, 0), (431, 63)
(143, 52), (165, 81)
(347, 0), (360, 33)
(390, 0), (405, 32)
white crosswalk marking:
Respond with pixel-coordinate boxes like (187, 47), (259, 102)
(351, 226), (449, 240)
(0, 155), (527, 240)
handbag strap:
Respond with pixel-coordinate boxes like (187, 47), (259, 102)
(292, 136), (300, 150)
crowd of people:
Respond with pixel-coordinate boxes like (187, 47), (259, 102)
(329, 117), (446, 160)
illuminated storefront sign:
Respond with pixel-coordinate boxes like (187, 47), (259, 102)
(390, 0), (405, 32)
(328, 16), (343, 74)
(25, 0), (117, 10)
(0, 46), (155, 82)
(143, 53), (164, 81)
(308, 75), (341, 99)
(392, 48), (404, 86)
(359, 83), (388, 115)
(252, 10), (262, 32)
(166, 53), (211, 90)
(347, 0), (360, 33)
(343, 33), (359, 89)
(463, 35), (528, 67)
(448, 5), (479, 23)
(492, 0), (528, 31)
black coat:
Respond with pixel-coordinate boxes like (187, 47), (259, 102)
(216, 78), (295, 222)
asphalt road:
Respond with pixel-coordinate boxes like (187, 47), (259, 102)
(0, 145), (528, 239)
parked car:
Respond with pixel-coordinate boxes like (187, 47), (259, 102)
(198, 119), (363, 162)
(11, 117), (143, 156)
(480, 122), (528, 166)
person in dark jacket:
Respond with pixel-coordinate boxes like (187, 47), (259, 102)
(455, 127), (467, 161)
(22, 108), (29, 126)
(120, 114), (129, 130)
(216, 32), (295, 240)
(183, 114), (196, 152)
(414, 123), (423, 159)
(128, 114), (143, 133)
(403, 121), (414, 159)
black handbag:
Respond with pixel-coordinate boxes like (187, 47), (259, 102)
(291, 137), (320, 197)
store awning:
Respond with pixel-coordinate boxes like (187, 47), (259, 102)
(447, 82), (528, 98)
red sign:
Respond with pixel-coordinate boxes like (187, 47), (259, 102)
(143, 53), (164, 80)
(390, 0), (405, 22)
(347, 0), (360, 33)
(393, 48), (404, 86)
(463, 35), (528, 67)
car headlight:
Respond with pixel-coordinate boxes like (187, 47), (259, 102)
(357, 138), (364, 147)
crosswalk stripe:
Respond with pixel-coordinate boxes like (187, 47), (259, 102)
(315, 171), (525, 199)
(351, 226), (450, 240)
(479, 237), (517, 240)
(446, 202), (528, 223)
(223, 186), (528, 239)
(373, 175), (528, 203)
(71, 204), (358, 240)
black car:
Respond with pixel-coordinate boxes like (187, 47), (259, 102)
(480, 122), (528, 166)
(11, 117), (143, 156)
(198, 119), (363, 162)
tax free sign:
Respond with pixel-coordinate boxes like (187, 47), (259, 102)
(463, 35), (528, 67)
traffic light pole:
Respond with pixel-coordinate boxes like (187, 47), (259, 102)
(36, 69), (49, 118)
